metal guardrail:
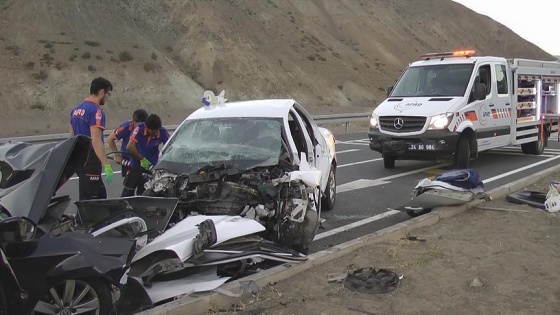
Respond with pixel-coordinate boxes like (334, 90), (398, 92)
(0, 112), (371, 144)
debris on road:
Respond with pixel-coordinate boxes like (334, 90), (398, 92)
(403, 235), (426, 242)
(506, 181), (560, 213)
(327, 272), (347, 283)
(343, 267), (401, 294)
(506, 190), (547, 210)
(392, 169), (486, 217)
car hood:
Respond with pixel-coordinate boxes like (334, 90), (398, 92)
(0, 136), (90, 223)
(373, 97), (463, 117)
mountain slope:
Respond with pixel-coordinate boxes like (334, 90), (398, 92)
(0, 0), (554, 138)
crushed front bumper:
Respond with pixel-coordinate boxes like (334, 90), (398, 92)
(368, 128), (460, 160)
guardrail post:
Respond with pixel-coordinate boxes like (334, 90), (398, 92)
(345, 122), (349, 134)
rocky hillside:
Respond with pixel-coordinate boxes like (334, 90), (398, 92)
(0, 0), (554, 138)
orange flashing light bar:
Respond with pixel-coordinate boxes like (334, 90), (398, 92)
(420, 49), (476, 60)
(452, 49), (476, 57)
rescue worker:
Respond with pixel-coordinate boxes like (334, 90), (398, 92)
(107, 109), (148, 184)
(69, 77), (114, 200)
(123, 114), (170, 197)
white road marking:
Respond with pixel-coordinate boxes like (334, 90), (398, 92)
(336, 149), (361, 154)
(335, 139), (368, 144)
(313, 210), (401, 241)
(486, 152), (555, 158)
(380, 163), (449, 181)
(482, 154), (560, 184)
(336, 163), (449, 193)
(338, 158), (383, 168)
(498, 146), (560, 153)
(314, 156), (560, 242)
(337, 142), (371, 146)
(336, 139), (371, 146)
(337, 179), (391, 193)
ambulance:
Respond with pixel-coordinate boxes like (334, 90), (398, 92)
(368, 49), (560, 169)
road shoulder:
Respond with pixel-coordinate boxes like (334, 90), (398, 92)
(215, 170), (560, 315)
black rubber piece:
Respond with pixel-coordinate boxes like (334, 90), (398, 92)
(505, 190), (546, 210)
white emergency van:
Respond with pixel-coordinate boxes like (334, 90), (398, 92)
(368, 49), (560, 169)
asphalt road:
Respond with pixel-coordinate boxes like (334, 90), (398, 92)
(55, 132), (560, 254)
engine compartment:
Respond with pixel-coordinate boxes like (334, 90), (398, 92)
(144, 163), (321, 253)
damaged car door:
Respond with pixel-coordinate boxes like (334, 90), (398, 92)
(288, 104), (336, 211)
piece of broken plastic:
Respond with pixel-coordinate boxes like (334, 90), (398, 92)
(327, 272), (347, 283)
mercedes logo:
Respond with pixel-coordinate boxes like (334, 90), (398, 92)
(394, 118), (404, 130)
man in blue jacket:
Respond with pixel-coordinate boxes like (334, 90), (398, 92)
(107, 109), (148, 182)
(69, 77), (114, 200)
(123, 114), (170, 197)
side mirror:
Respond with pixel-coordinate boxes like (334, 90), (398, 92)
(474, 83), (486, 101)
(0, 217), (37, 243)
(386, 86), (394, 98)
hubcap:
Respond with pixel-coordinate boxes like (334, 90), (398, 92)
(33, 280), (101, 315)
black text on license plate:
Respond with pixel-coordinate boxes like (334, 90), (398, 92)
(408, 144), (435, 150)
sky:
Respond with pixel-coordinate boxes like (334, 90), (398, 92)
(452, 0), (560, 56)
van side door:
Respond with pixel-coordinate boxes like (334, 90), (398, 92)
(491, 62), (512, 146)
(468, 63), (499, 151)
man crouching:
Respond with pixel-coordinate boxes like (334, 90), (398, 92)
(122, 114), (170, 197)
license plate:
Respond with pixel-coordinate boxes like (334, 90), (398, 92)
(408, 144), (435, 150)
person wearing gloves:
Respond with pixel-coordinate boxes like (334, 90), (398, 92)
(123, 114), (169, 197)
(107, 109), (148, 179)
(69, 77), (114, 200)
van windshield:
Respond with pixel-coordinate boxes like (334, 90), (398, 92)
(390, 64), (474, 98)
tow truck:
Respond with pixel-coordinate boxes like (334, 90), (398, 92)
(368, 49), (560, 169)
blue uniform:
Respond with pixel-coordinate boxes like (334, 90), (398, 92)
(70, 97), (106, 144)
(129, 123), (170, 169)
(112, 120), (135, 160)
(69, 97), (107, 200)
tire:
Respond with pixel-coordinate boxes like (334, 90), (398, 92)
(383, 155), (396, 169)
(521, 130), (545, 155)
(455, 136), (470, 169)
(321, 166), (336, 211)
(33, 278), (113, 315)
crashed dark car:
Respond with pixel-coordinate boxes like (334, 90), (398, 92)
(0, 136), (149, 314)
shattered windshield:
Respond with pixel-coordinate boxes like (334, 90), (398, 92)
(159, 117), (284, 172)
(390, 63), (474, 98)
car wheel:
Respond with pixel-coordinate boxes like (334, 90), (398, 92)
(383, 155), (395, 169)
(33, 278), (113, 315)
(521, 128), (545, 155)
(321, 166), (336, 211)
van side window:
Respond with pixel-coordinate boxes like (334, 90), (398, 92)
(468, 64), (492, 103)
(495, 64), (508, 94)
(477, 65), (492, 95)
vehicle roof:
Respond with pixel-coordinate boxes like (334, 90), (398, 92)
(409, 56), (507, 67)
(187, 99), (296, 120)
